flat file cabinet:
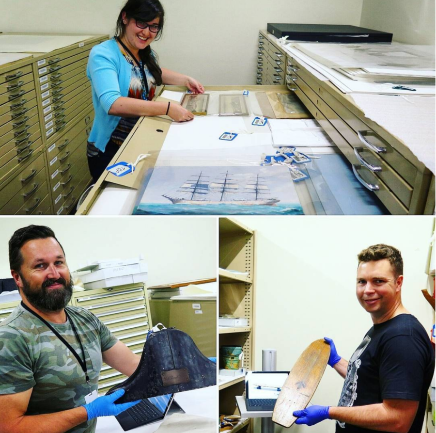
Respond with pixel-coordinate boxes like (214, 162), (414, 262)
(258, 29), (434, 215)
(0, 54), (48, 214)
(0, 34), (108, 214)
(257, 32), (286, 85)
(71, 283), (151, 395)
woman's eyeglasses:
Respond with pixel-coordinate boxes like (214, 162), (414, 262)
(135, 20), (160, 33)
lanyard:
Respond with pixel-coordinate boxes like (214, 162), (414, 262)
(116, 37), (150, 100)
(21, 302), (90, 384)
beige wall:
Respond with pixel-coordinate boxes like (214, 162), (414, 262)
(360, 0), (435, 45)
(0, 0), (363, 84)
(0, 217), (217, 287)
(236, 216), (434, 433)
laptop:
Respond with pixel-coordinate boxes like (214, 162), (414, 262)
(245, 371), (289, 411)
(115, 393), (184, 431)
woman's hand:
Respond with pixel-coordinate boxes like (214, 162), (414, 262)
(168, 103), (194, 122)
(186, 77), (204, 94)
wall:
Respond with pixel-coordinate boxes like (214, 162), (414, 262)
(0, 0), (362, 84)
(0, 217), (217, 287)
(360, 0), (435, 45)
(236, 216), (434, 433)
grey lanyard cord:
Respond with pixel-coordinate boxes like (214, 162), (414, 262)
(116, 37), (150, 99)
(20, 301), (90, 384)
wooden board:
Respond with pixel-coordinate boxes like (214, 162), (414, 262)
(272, 339), (330, 428)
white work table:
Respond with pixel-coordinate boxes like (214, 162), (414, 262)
(96, 385), (217, 433)
(77, 86), (388, 216)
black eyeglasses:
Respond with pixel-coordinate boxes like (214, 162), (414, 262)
(135, 20), (160, 33)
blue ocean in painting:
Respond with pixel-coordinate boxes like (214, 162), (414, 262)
(133, 202), (304, 215)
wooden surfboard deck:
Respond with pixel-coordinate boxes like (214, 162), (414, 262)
(272, 339), (330, 428)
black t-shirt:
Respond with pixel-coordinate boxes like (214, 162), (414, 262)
(336, 314), (435, 433)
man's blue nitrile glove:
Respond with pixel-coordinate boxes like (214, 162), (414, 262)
(83, 389), (140, 420)
(324, 337), (341, 367)
(208, 357), (217, 363)
(293, 405), (330, 426)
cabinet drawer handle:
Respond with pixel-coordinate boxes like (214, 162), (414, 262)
(56, 121), (67, 132)
(275, 60), (283, 65)
(85, 115), (91, 125)
(21, 169), (37, 183)
(354, 147), (382, 172)
(52, 95), (64, 103)
(50, 73), (62, 81)
(7, 80), (24, 91)
(22, 183), (39, 198)
(58, 139), (70, 150)
(61, 175), (73, 186)
(53, 101), (66, 110)
(357, 130), (386, 154)
(49, 66), (62, 73)
(59, 163), (71, 175)
(258, 41), (264, 45)
(275, 52), (283, 57)
(86, 127), (91, 136)
(352, 165), (379, 191)
(63, 186), (74, 198)
(64, 197), (76, 211)
(274, 67), (282, 73)
(287, 85), (297, 92)
(11, 108), (27, 119)
(287, 66), (299, 72)
(51, 80), (62, 88)
(18, 149), (34, 163)
(14, 125), (30, 138)
(16, 142), (32, 155)
(55, 115), (66, 124)
(59, 151), (70, 163)
(48, 57), (60, 65)
(25, 198), (40, 214)
(52, 87), (64, 96)
(12, 116), (29, 128)
(10, 98), (27, 110)
(8, 90), (26, 100)
(15, 133), (31, 144)
(5, 71), (23, 80)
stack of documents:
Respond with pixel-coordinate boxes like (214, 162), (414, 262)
(74, 257), (148, 290)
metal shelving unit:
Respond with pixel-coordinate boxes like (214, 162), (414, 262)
(219, 217), (255, 433)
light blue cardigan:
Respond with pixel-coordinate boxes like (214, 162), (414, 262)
(87, 38), (134, 152)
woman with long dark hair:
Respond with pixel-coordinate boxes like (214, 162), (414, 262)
(86, 0), (203, 182)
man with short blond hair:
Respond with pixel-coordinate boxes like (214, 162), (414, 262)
(294, 244), (435, 433)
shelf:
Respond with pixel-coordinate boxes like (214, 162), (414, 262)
(219, 375), (245, 390)
(220, 218), (253, 237)
(219, 268), (252, 284)
(219, 326), (251, 334)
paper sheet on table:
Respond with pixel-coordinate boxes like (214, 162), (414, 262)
(284, 45), (436, 95)
(159, 116), (272, 151)
(160, 90), (185, 102)
(349, 93), (435, 174)
(294, 42), (435, 70)
(272, 130), (334, 147)
(0, 52), (32, 65)
(155, 414), (215, 433)
(0, 35), (96, 53)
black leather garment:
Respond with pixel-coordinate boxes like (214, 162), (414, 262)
(106, 327), (216, 403)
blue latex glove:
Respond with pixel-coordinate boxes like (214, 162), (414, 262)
(83, 389), (140, 420)
(293, 405), (330, 426)
(324, 337), (341, 367)
(208, 357), (217, 363)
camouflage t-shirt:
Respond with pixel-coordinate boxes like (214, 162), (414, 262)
(0, 304), (118, 433)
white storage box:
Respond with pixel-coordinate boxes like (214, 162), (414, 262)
(219, 317), (248, 327)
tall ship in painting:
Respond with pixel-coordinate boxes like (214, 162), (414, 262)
(162, 171), (280, 206)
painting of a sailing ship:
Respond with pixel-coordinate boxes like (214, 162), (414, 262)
(133, 165), (304, 215)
